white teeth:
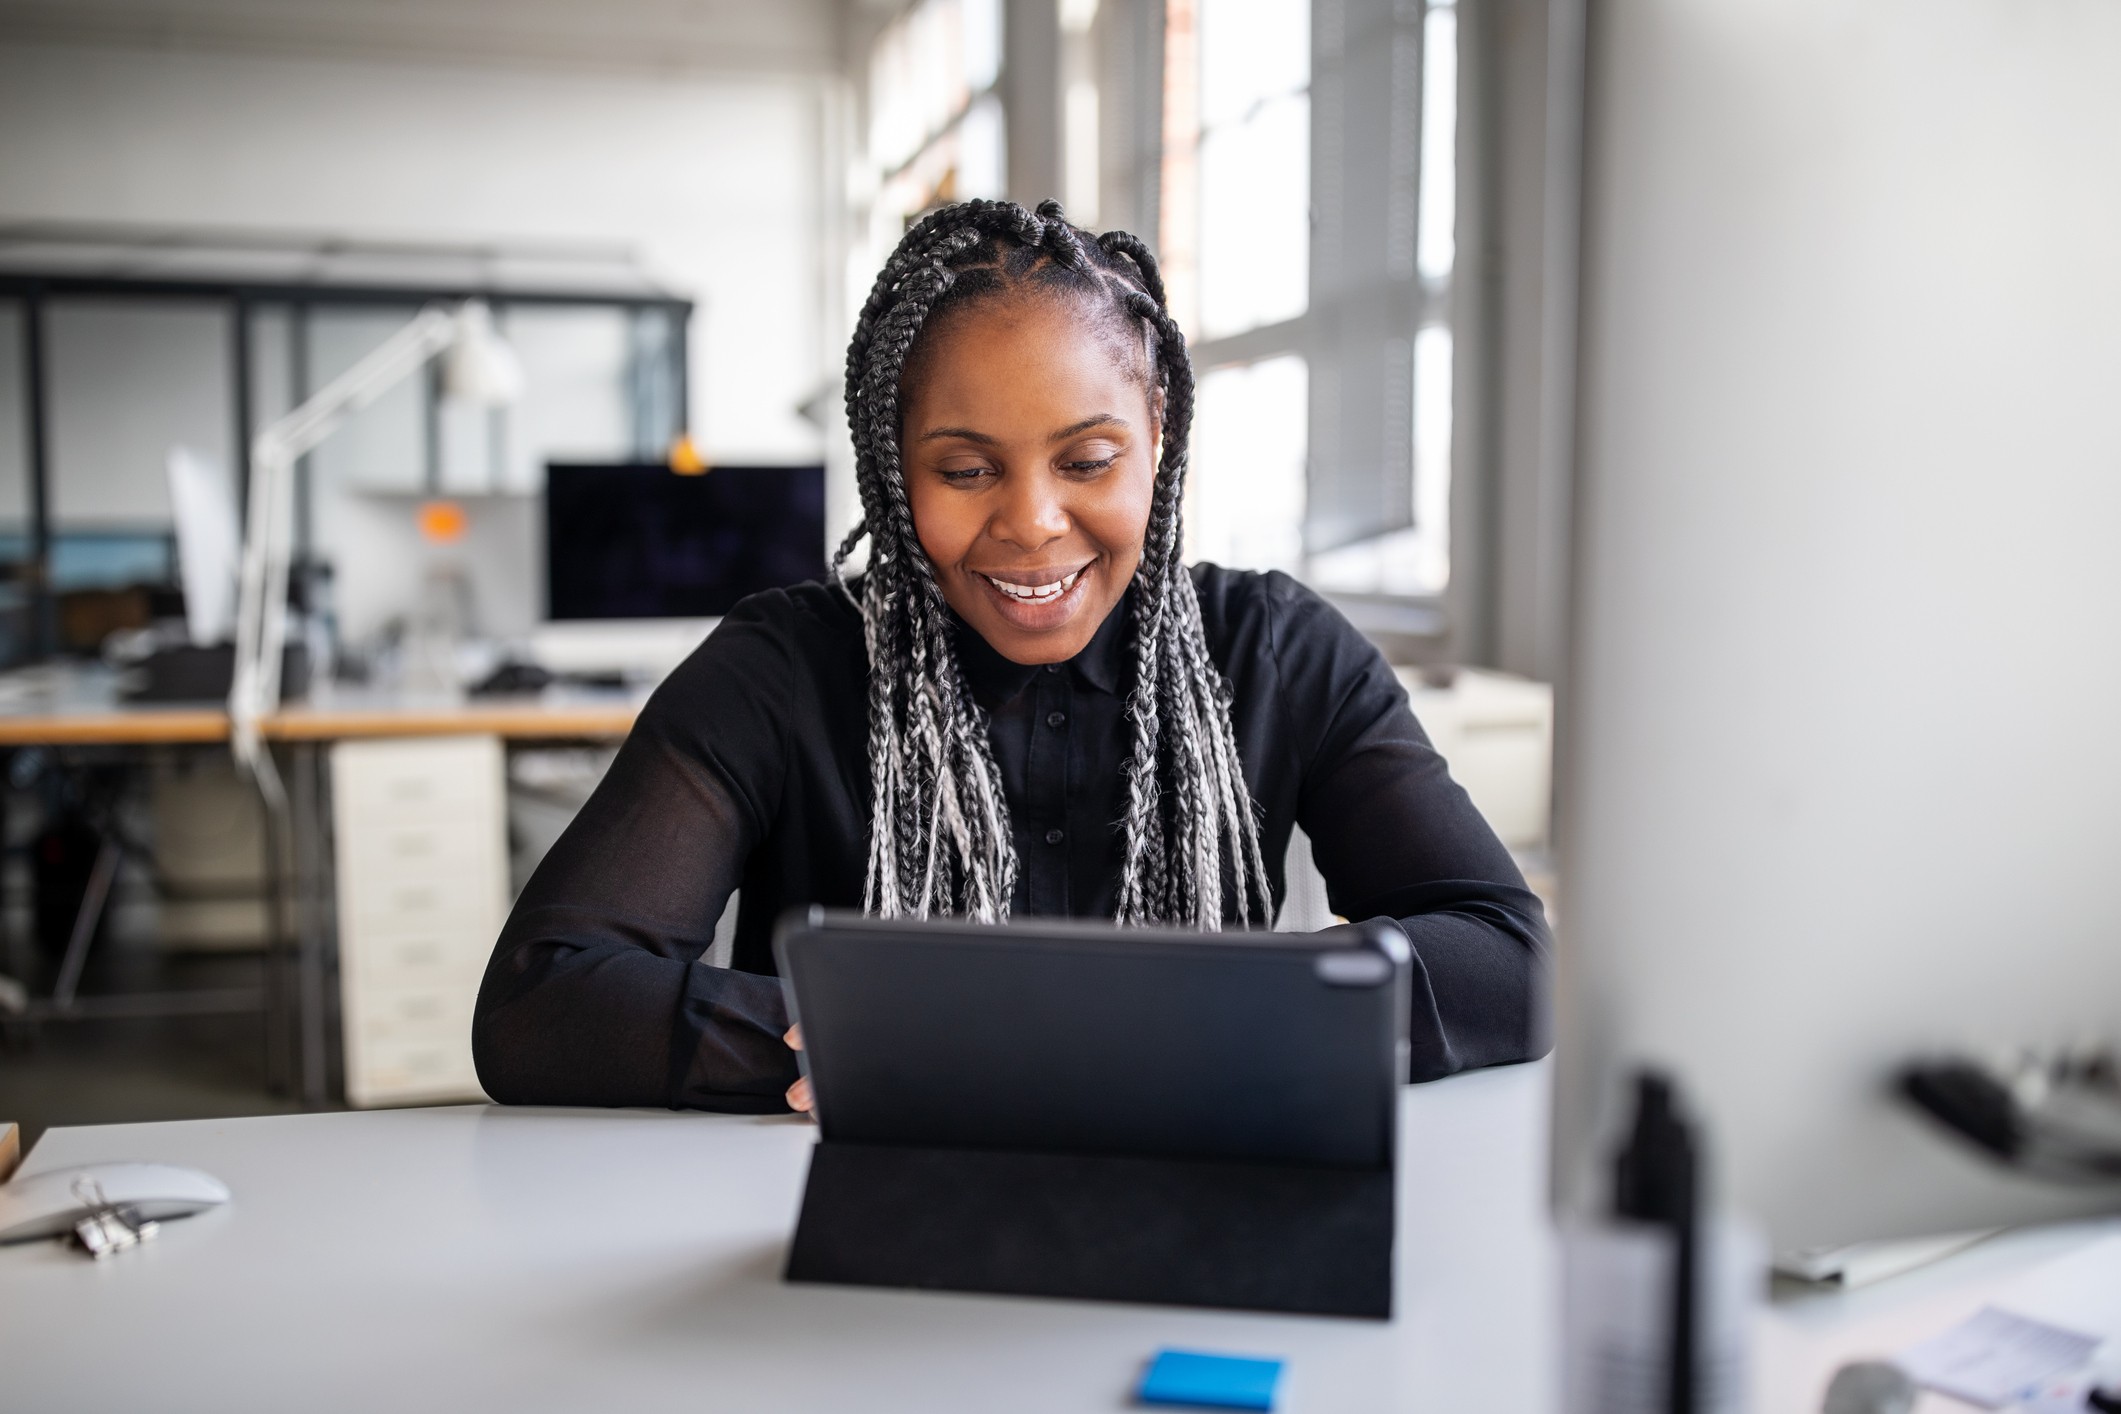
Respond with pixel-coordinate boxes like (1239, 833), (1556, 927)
(983, 568), (1083, 604)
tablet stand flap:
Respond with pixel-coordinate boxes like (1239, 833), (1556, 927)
(783, 1140), (1394, 1319)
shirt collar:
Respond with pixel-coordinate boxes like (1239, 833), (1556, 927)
(951, 587), (1133, 707)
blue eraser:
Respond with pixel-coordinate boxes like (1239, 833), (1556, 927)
(1137, 1349), (1284, 1411)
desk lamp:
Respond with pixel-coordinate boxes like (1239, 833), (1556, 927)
(228, 299), (521, 808)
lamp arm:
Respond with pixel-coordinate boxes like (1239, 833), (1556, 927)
(229, 306), (459, 792)
(253, 307), (458, 469)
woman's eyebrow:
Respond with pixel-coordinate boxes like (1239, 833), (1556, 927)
(917, 415), (1128, 446)
(919, 425), (1001, 446)
(1049, 414), (1127, 441)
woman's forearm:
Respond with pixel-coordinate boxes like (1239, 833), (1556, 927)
(1383, 899), (1551, 1082)
(473, 911), (797, 1111)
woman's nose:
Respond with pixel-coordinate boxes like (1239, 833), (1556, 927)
(990, 470), (1072, 551)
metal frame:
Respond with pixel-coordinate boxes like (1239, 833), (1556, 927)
(0, 265), (694, 1105)
(8, 746), (270, 1031)
(2, 269), (695, 666)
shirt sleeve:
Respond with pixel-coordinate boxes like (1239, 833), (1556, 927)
(471, 595), (804, 1113)
(1269, 579), (1553, 1082)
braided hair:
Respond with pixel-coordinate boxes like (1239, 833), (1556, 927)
(838, 198), (1274, 929)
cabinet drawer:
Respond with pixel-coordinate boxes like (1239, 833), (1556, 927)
(345, 875), (498, 939)
(348, 982), (477, 1045)
(343, 930), (490, 992)
(346, 1034), (484, 1108)
(340, 818), (497, 888)
(332, 738), (499, 826)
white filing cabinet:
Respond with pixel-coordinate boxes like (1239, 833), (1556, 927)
(331, 735), (507, 1107)
(1396, 668), (1556, 852)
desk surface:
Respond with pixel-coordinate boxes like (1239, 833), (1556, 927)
(0, 668), (644, 745)
(3, 1067), (1554, 1414)
(2, 1063), (2113, 1414)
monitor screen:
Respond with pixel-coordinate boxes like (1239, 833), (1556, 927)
(544, 462), (826, 621)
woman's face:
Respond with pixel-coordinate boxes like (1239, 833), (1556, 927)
(901, 295), (1160, 665)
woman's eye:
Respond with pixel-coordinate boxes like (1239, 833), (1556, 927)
(938, 464), (996, 484)
(1062, 458), (1116, 474)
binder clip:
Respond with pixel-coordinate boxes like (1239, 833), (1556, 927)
(68, 1175), (160, 1259)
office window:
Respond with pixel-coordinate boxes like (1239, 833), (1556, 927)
(1196, 0), (1310, 338)
(856, 0), (1007, 309)
(1188, 354), (1308, 573)
(1162, 0), (1459, 601)
(1308, 0), (1455, 598)
(1163, 0), (1312, 576)
(1309, 323), (1450, 593)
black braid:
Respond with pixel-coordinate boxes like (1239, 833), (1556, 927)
(841, 199), (1275, 927)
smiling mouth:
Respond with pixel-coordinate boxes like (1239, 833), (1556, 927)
(976, 566), (1087, 605)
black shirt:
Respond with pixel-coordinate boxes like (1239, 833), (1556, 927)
(472, 565), (1550, 1112)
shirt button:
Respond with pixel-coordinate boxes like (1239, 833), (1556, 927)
(1044, 664), (1061, 674)
(1044, 828), (1065, 846)
(1045, 710), (1067, 728)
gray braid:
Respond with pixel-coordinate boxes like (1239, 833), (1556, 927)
(840, 198), (1274, 928)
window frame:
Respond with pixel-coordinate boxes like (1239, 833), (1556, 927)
(1163, 0), (1460, 624)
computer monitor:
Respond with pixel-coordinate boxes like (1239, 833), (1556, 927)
(534, 461), (825, 677)
(543, 461), (825, 620)
(1549, 2), (2121, 1252)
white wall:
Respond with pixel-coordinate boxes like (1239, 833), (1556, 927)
(0, 37), (832, 463)
(1551, 0), (2121, 1248)
(0, 29), (842, 642)
(0, 0), (836, 77)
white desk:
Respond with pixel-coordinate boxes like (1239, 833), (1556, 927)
(3, 1067), (1552, 1413)
(2, 1061), (2113, 1413)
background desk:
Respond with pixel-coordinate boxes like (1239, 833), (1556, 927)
(0, 668), (645, 1108)
(0, 671), (646, 746)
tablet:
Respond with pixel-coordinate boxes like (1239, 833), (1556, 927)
(773, 908), (1409, 1168)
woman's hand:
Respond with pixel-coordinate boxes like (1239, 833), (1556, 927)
(784, 1025), (813, 1115)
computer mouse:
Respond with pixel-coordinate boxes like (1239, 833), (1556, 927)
(0, 1162), (231, 1242)
(1822, 1361), (1915, 1414)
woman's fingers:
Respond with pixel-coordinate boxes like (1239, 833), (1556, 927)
(784, 1027), (811, 1113)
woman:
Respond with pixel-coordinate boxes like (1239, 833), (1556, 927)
(472, 199), (1548, 1113)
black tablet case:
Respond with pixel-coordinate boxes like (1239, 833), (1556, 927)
(774, 910), (1406, 1318)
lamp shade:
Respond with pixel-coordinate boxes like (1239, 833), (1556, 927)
(442, 300), (524, 405)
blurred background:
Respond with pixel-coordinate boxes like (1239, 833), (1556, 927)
(0, 0), (1564, 1137)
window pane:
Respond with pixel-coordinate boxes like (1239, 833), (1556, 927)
(47, 300), (228, 525)
(959, 93), (1006, 200)
(1198, 92), (1309, 337)
(1406, 320), (1452, 589)
(1199, 0), (1309, 129)
(1307, 323), (1450, 595)
(1417, 0), (1458, 281)
(963, 0), (1002, 92)
(870, 0), (993, 175)
(1187, 354), (1308, 574)
(1065, 80), (1101, 225)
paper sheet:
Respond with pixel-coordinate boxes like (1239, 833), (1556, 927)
(1898, 1307), (2099, 1409)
